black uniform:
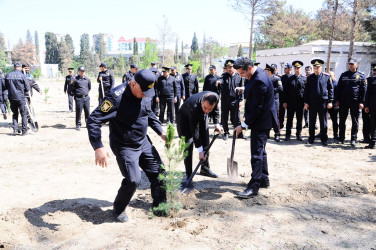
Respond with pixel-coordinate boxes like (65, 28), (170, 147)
(220, 72), (243, 135)
(171, 73), (185, 117)
(182, 72), (199, 99)
(176, 91), (217, 179)
(203, 73), (221, 124)
(87, 83), (166, 217)
(362, 83), (371, 143)
(0, 72), (7, 115)
(155, 75), (177, 123)
(64, 74), (75, 112)
(279, 73), (292, 129)
(122, 71), (134, 83)
(271, 75), (283, 135)
(304, 72), (333, 143)
(4, 69), (30, 133)
(365, 75), (376, 147)
(336, 70), (366, 142)
(328, 79), (339, 139)
(24, 73), (40, 97)
(97, 70), (115, 104)
(72, 75), (91, 127)
(284, 74), (306, 137)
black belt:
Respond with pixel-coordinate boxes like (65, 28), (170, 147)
(76, 94), (88, 98)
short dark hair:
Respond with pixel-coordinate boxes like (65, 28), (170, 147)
(305, 66), (312, 70)
(22, 63), (30, 68)
(203, 93), (219, 105)
(233, 57), (254, 70)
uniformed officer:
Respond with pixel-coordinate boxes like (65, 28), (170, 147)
(4, 63), (30, 135)
(87, 69), (167, 222)
(233, 57), (278, 198)
(176, 91), (221, 186)
(271, 63), (281, 78)
(149, 62), (160, 76)
(0, 69), (7, 119)
(336, 58), (366, 147)
(264, 63), (282, 142)
(182, 64), (199, 100)
(220, 59), (243, 140)
(170, 66), (185, 118)
(283, 61), (306, 141)
(279, 63), (293, 129)
(149, 67), (160, 116)
(203, 65), (221, 125)
(122, 64), (138, 83)
(364, 66), (376, 149)
(72, 66), (91, 131)
(97, 62), (115, 105)
(304, 59), (333, 146)
(304, 66), (313, 128)
(328, 71), (339, 140)
(155, 67), (177, 124)
(64, 68), (75, 112)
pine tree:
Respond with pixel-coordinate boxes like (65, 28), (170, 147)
(133, 37), (138, 55)
(26, 30), (33, 44)
(174, 38), (179, 64)
(190, 32), (199, 54)
(237, 44), (243, 57)
(34, 31), (40, 63)
(45, 32), (59, 64)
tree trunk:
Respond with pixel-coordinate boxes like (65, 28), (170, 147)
(348, 0), (358, 64)
(327, 0), (338, 73)
(249, 4), (255, 58)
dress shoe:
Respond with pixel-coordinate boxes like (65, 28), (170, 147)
(307, 138), (314, 144)
(360, 139), (370, 144)
(260, 179), (270, 188)
(284, 135), (290, 141)
(223, 133), (229, 141)
(321, 141), (328, 146)
(237, 132), (244, 139)
(3, 113), (7, 120)
(22, 131), (28, 136)
(76, 126), (81, 131)
(303, 124), (308, 128)
(280, 124), (284, 129)
(296, 134), (303, 141)
(13, 129), (21, 134)
(236, 188), (258, 198)
(333, 135), (339, 141)
(351, 140), (356, 148)
(200, 168), (218, 178)
(315, 133), (321, 138)
(364, 143), (375, 149)
(113, 210), (129, 222)
(274, 134), (280, 142)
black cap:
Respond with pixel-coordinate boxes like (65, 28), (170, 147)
(78, 66), (85, 71)
(225, 59), (235, 67)
(185, 64), (193, 69)
(151, 62), (156, 65)
(99, 62), (107, 67)
(284, 63), (292, 68)
(254, 62), (260, 66)
(209, 65), (216, 70)
(149, 68), (158, 73)
(134, 69), (156, 98)
(271, 63), (277, 69)
(348, 57), (358, 64)
(171, 66), (177, 70)
(14, 62), (21, 67)
(292, 61), (304, 68)
(22, 63), (30, 68)
(311, 59), (324, 66)
(265, 63), (274, 71)
(68, 68), (74, 71)
(130, 64), (139, 69)
(162, 67), (170, 72)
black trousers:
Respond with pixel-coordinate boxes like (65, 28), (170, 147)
(221, 99), (240, 134)
(10, 99), (27, 133)
(248, 130), (269, 191)
(177, 113), (210, 178)
(370, 109), (376, 143)
(286, 102), (304, 136)
(279, 105), (286, 128)
(110, 137), (166, 215)
(152, 96), (159, 116)
(339, 101), (361, 141)
(174, 95), (182, 119)
(68, 94), (74, 112)
(303, 109), (309, 126)
(208, 102), (220, 124)
(75, 96), (90, 127)
(159, 96), (174, 123)
(309, 101), (328, 142)
(0, 91), (8, 114)
(362, 109), (371, 141)
(328, 107), (339, 137)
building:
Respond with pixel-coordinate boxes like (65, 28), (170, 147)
(255, 40), (376, 77)
(93, 34), (114, 52)
(229, 42), (250, 58)
(117, 37), (158, 53)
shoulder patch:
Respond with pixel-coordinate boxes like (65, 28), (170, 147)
(365, 79), (367, 85)
(107, 72), (110, 76)
(100, 99), (113, 112)
(356, 74), (360, 80)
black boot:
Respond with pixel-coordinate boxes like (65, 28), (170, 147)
(365, 142), (375, 149)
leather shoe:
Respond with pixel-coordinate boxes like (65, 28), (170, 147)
(3, 113), (7, 120)
(333, 135), (339, 141)
(360, 139), (370, 144)
(351, 140), (356, 148)
(307, 138), (314, 144)
(260, 179), (270, 188)
(321, 141), (328, 146)
(76, 126), (81, 131)
(274, 134), (280, 142)
(223, 133), (229, 141)
(284, 135), (290, 141)
(200, 168), (218, 178)
(113, 210), (129, 222)
(237, 132), (244, 139)
(303, 124), (308, 128)
(365, 143), (375, 149)
(296, 134), (303, 141)
(236, 188), (258, 198)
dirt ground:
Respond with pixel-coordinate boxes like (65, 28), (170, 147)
(1, 79), (375, 249)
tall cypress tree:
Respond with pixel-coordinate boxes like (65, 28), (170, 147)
(133, 37), (138, 56)
(34, 31), (39, 63)
(181, 40), (185, 65)
(26, 30), (33, 44)
(174, 38), (179, 64)
(45, 32), (59, 64)
(65, 34), (75, 58)
(96, 33), (106, 61)
(190, 32), (199, 54)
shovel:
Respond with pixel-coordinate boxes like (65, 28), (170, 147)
(181, 132), (220, 194)
(25, 95), (39, 132)
(227, 90), (240, 182)
(100, 79), (105, 100)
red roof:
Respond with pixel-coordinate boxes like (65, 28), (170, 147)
(118, 37), (157, 43)
(118, 36), (126, 42)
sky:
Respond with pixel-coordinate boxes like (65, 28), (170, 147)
(0, 0), (324, 53)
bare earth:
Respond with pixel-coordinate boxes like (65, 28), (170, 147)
(1, 79), (375, 249)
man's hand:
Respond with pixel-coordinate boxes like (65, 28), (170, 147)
(95, 147), (110, 168)
(304, 104), (309, 110)
(235, 86), (245, 95)
(359, 103), (364, 109)
(214, 124), (222, 133)
(327, 103), (333, 109)
(199, 152), (207, 162)
(182, 96), (185, 101)
(335, 101), (339, 108)
(174, 97), (177, 103)
(160, 132), (167, 142)
(283, 103), (287, 109)
(99, 76), (102, 81)
(365, 107), (369, 113)
(234, 125), (243, 138)
(156, 97), (159, 103)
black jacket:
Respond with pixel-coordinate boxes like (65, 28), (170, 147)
(203, 74), (221, 95)
(304, 72), (333, 104)
(72, 75), (91, 96)
(155, 75), (177, 98)
(97, 70), (115, 92)
(220, 72), (243, 102)
(4, 69), (30, 101)
(336, 70), (366, 104)
(182, 73), (199, 99)
(64, 74), (75, 95)
(365, 76), (376, 110)
(283, 74), (306, 107)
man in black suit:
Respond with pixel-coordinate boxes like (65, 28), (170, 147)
(233, 57), (278, 198)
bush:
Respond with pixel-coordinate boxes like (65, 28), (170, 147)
(31, 68), (42, 79)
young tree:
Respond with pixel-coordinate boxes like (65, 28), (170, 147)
(45, 32), (59, 64)
(12, 39), (36, 65)
(174, 37), (179, 64)
(133, 37), (138, 56)
(158, 15), (173, 65)
(348, 0), (358, 61)
(237, 44), (243, 57)
(34, 31), (40, 63)
(0, 34), (8, 69)
(141, 38), (158, 69)
(115, 53), (126, 76)
(190, 32), (199, 54)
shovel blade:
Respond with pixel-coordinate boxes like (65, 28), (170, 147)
(227, 158), (238, 182)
